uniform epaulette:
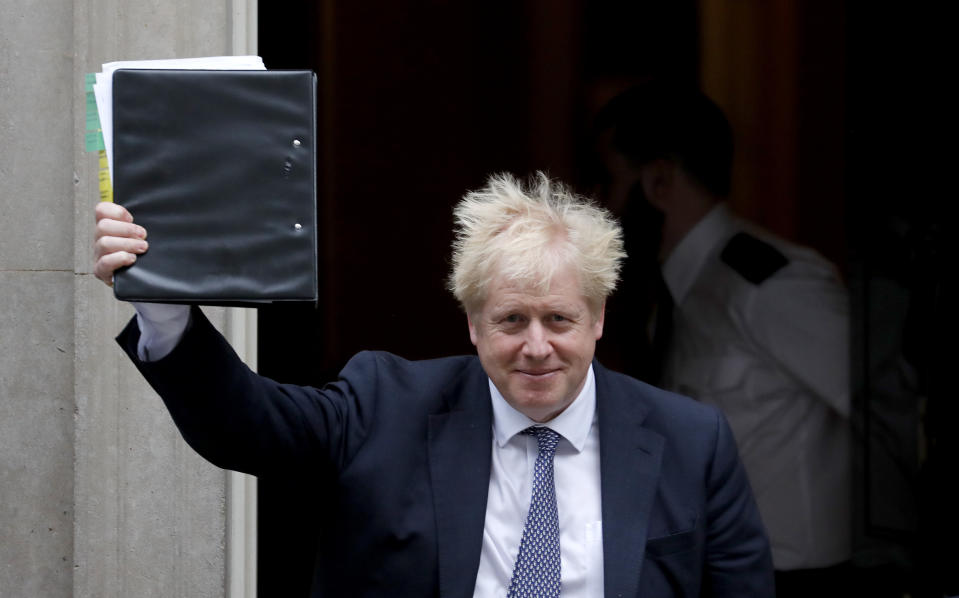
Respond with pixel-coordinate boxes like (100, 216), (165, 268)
(720, 232), (789, 284)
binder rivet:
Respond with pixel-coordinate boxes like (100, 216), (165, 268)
(294, 223), (302, 231)
(292, 138), (302, 148)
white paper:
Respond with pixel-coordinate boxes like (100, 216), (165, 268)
(93, 56), (266, 184)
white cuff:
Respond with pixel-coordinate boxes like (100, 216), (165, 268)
(132, 302), (191, 362)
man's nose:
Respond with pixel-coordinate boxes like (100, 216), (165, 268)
(522, 321), (552, 360)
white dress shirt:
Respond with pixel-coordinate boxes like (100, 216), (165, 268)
(473, 366), (604, 597)
(660, 203), (851, 570)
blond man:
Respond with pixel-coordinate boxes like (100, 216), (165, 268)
(94, 172), (773, 597)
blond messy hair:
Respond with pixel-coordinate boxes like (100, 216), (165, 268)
(448, 172), (626, 314)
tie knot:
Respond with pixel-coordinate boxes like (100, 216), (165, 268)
(524, 426), (560, 455)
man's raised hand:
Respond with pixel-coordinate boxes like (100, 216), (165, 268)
(93, 202), (148, 287)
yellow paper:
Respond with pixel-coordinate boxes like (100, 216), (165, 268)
(98, 150), (113, 202)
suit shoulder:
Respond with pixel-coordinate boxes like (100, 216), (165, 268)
(719, 231), (789, 285)
(599, 366), (721, 427)
(343, 351), (480, 385)
(348, 350), (475, 368)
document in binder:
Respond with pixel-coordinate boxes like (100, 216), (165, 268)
(111, 68), (318, 305)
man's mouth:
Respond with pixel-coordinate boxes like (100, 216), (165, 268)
(516, 368), (559, 378)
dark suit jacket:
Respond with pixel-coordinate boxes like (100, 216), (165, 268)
(118, 308), (773, 597)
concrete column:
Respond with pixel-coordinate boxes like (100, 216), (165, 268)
(1, 0), (256, 596)
(72, 0), (258, 596)
(1, 0), (81, 595)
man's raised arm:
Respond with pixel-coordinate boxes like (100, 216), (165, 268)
(94, 202), (189, 361)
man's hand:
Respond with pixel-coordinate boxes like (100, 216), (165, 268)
(94, 202), (148, 287)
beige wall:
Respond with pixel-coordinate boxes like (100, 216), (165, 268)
(0, 1), (255, 596)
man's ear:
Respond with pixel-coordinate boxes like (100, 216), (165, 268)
(592, 301), (606, 341)
(640, 159), (676, 212)
(467, 313), (478, 346)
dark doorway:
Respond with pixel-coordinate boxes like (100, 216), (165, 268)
(255, 2), (955, 597)
(256, 3), (696, 594)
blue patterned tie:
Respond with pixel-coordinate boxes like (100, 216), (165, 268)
(507, 426), (561, 598)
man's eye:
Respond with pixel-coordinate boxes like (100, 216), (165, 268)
(504, 314), (521, 323)
(550, 314), (568, 322)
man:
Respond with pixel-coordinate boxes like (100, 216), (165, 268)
(595, 83), (853, 596)
(93, 172), (774, 596)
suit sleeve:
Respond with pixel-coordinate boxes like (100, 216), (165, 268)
(116, 306), (376, 476)
(702, 409), (776, 597)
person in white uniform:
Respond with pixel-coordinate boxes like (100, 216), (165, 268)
(593, 81), (853, 597)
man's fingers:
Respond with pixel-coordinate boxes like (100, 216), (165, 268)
(94, 235), (148, 260)
(95, 201), (133, 224)
(93, 203), (146, 288)
(95, 217), (147, 242)
(94, 251), (138, 285)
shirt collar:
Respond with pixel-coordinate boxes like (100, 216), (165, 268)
(662, 203), (736, 305)
(489, 364), (596, 452)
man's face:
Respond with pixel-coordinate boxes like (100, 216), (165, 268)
(468, 262), (604, 423)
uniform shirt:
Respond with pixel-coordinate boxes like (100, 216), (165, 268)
(474, 366), (604, 597)
(660, 203), (852, 570)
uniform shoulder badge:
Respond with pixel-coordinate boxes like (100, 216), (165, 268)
(720, 232), (789, 284)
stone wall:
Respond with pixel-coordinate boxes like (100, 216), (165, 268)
(0, 1), (256, 595)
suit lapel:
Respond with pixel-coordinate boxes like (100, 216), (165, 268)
(428, 361), (493, 598)
(595, 362), (664, 598)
